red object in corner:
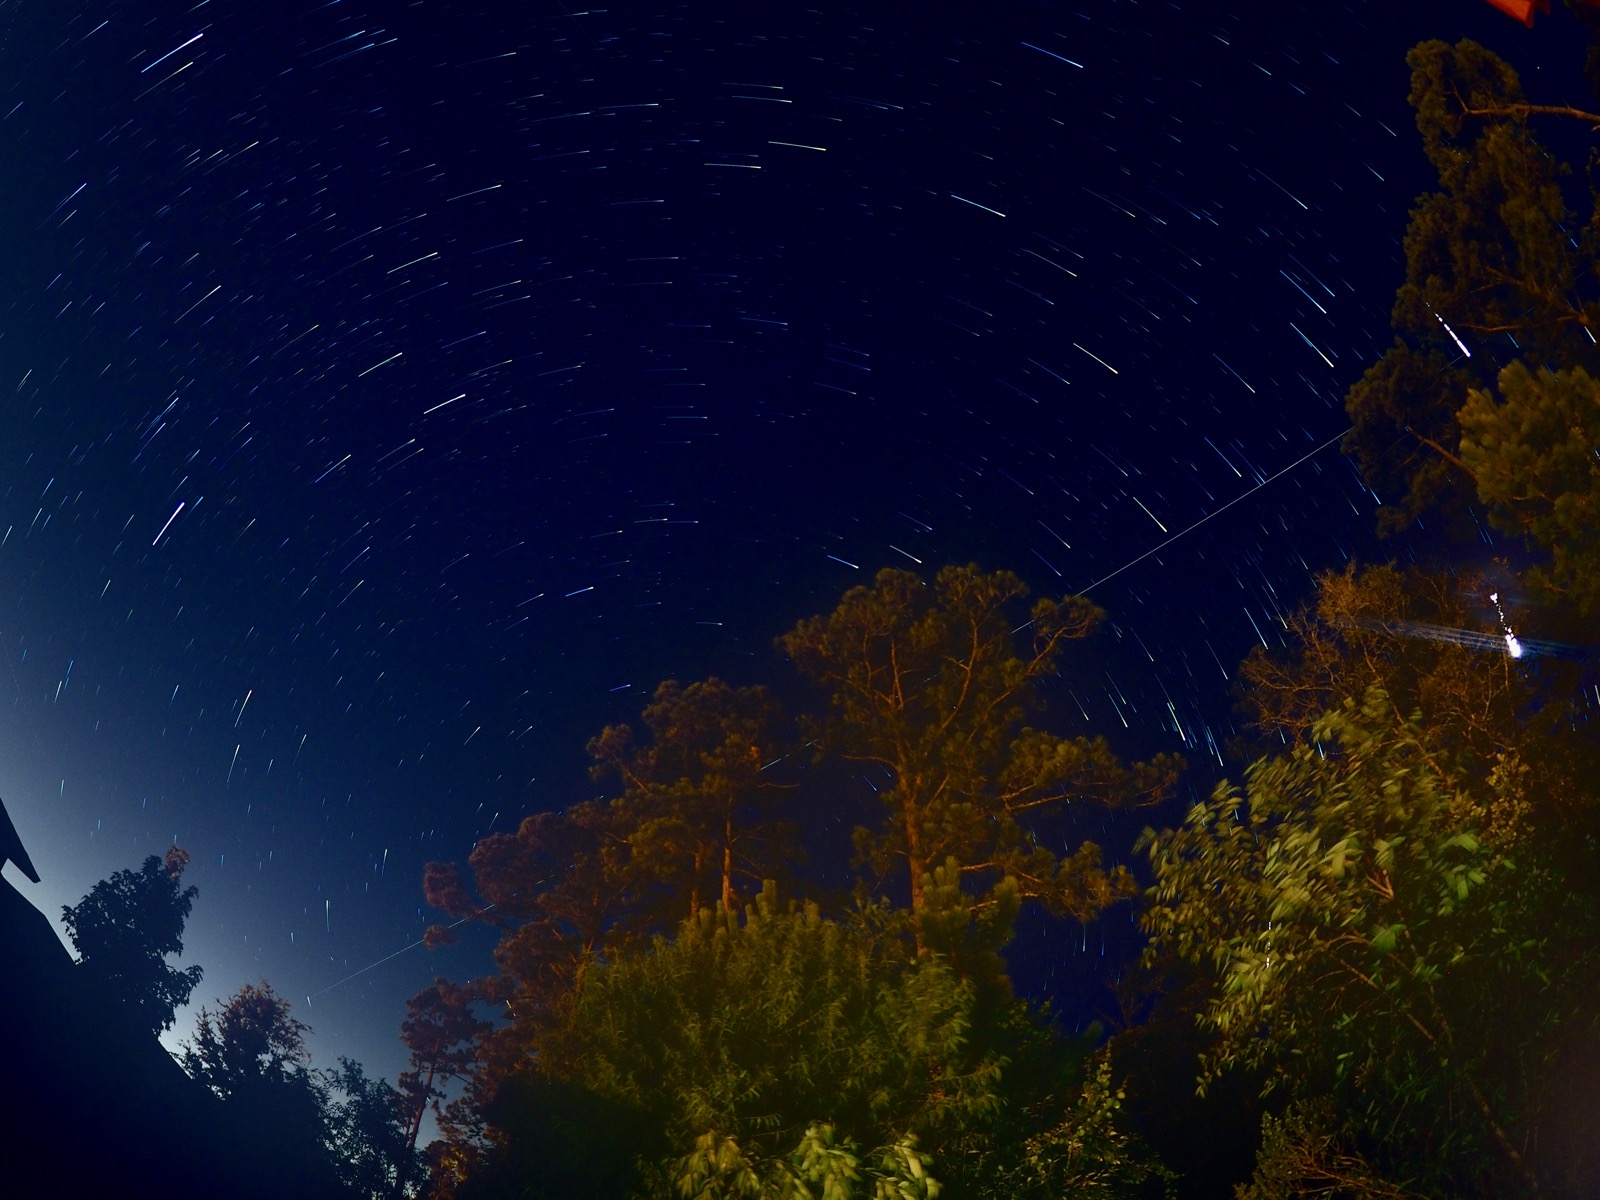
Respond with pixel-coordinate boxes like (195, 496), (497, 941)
(1483, 0), (1549, 26)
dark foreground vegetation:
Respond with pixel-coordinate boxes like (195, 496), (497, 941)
(5, 10), (1600, 1198)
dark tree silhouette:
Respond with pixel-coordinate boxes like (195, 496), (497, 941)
(182, 980), (346, 1197)
(327, 1056), (420, 1200)
(182, 979), (317, 1099)
(60, 845), (203, 1035)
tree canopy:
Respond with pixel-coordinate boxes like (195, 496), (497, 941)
(777, 564), (1181, 949)
(61, 845), (203, 1036)
(1343, 36), (1600, 608)
(1141, 689), (1597, 1196)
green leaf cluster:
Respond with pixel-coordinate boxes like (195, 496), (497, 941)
(1141, 687), (1595, 1196)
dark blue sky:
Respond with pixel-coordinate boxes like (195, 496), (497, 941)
(0, 0), (1558, 1092)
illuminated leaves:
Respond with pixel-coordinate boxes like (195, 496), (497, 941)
(1140, 688), (1590, 1194)
(1459, 363), (1600, 614)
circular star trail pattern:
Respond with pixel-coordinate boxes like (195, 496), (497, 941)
(0, 0), (1546, 1080)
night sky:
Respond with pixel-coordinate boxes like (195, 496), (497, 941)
(0, 0), (1564, 1093)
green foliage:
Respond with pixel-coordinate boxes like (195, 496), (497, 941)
(510, 881), (1165, 1200)
(978, 1054), (1176, 1200)
(668, 1124), (939, 1200)
(1141, 688), (1595, 1196)
(61, 845), (203, 1036)
(1459, 362), (1600, 613)
(1233, 561), (1597, 838)
(777, 564), (1180, 942)
(539, 881), (1004, 1158)
(415, 566), (1182, 1198)
(421, 678), (794, 1051)
(1398, 41), (1582, 355)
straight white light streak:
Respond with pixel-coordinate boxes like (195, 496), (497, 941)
(1435, 313), (1471, 358)
(950, 194), (1006, 218)
(1073, 342), (1118, 374)
(142, 32), (202, 72)
(151, 501), (184, 545)
(357, 352), (403, 377)
(1020, 41), (1083, 67)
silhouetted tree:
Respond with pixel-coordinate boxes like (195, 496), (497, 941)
(399, 977), (492, 1183)
(327, 1057), (419, 1200)
(182, 981), (343, 1194)
(61, 845), (203, 1035)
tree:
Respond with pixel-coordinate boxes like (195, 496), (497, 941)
(183, 979), (317, 1099)
(421, 797), (646, 1017)
(1140, 689), (1597, 1197)
(181, 980), (343, 1194)
(398, 977), (494, 1186)
(667, 1123), (940, 1200)
(1234, 561), (1597, 838)
(1342, 33), (1600, 565)
(538, 882), (1002, 1170)
(776, 565), (1180, 952)
(515, 882), (1160, 1200)
(416, 679), (802, 1152)
(1458, 362), (1600, 613)
(587, 677), (795, 920)
(61, 845), (203, 1036)
(1343, 37), (1600, 538)
(326, 1057), (421, 1200)
(1237, 1098), (1427, 1200)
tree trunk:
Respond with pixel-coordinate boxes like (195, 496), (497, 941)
(905, 806), (927, 955)
(393, 1060), (435, 1200)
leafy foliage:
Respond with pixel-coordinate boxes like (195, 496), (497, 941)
(538, 882), (1005, 1161)
(1234, 561), (1596, 837)
(1141, 688), (1596, 1196)
(976, 1054), (1176, 1200)
(182, 981), (350, 1196)
(327, 1056), (423, 1200)
(1238, 1099), (1425, 1200)
(61, 846), (203, 1035)
(182, 979), (318, 1100)
(421, 796), (649, 1018)
(667, 1123), (939, 1200)
(420, 678), (796, 1060)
